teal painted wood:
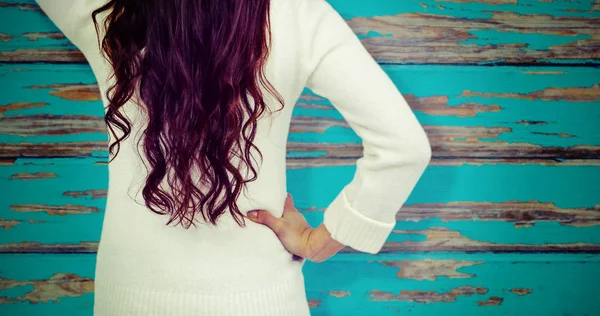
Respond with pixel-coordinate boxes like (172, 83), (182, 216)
(1, 0), (599, 315)
(304, 253), (600, 316)
(1, 253), (599, 315)
(1, 0), (599, 64)
(2, 159), (600, 250)
(1, 63), (599, 158)
(0, 254), (95, 315)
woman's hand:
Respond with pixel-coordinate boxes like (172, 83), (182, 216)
(246, 193), (346, 263)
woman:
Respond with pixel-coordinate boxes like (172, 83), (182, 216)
(35, 0), (432, 315)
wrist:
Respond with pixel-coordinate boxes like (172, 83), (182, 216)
(305, 224), (346, 262)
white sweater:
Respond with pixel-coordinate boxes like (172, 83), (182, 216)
(35, 0), (432, 315)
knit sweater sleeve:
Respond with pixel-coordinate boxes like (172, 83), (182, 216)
(297, 0), (432, 254)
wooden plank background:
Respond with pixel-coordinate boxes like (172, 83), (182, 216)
(1, 0), (599, 315)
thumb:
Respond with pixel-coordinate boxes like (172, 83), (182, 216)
(283, 193), (297, 214)
(247, 210), (280, 232)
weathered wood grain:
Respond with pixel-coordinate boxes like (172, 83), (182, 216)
(1, 1), (599, 64)
(378, 259), (484, 281)
(2, 159), (599, 252)
(1, 0), (600, 314)
(0, 254), (95, 315)
(383, 202), (600, 228)
(0, 142), (107, 158)
(26, 83), (100, 101)
(0, 273), (94, 304)
(4, 238), (600, 254)
(0, 242), (98, 253)
(477, 296), (503, 306)
(0, 253), (598, 315)
(10, 203), (103, 216)
(1, 114), (104, 136)
(347, 10), (600, 65)
(379, 227), (600, 253)
(0, 49), (85, 63)
(2, 63), (598, 164)
(4, 154), (600, 167)
(370, 286), (489, 303)
(3, 123), (600, 161)
(2, 114), (600, 161)
(302, 252), (600, 315)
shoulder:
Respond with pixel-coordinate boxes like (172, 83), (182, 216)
(293, 0), (347, 33)
(294, 0), (336, 13)
(35, 0), (109, 52)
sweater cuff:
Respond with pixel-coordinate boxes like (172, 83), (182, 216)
(322, 189), (396, 254)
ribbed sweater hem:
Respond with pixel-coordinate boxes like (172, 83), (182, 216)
(93, 269), (311, 316)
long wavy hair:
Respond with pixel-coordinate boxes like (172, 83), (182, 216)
(91, 0), (284, 229)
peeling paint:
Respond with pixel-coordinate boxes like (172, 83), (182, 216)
(9, 172), (57, 180)
(381, 227), (600, 253)
(379, 259), (484, 281)
(22, 32), (65, 41)
(0, 50), (86, 63)
(0, 242), (98, 253)
(510, 288), (533, 296)
(62, 189), (107, 199)
(0, 3), (39, 11)
(1, 1), (599, 314)
(0, 33), (12, 42)
(0, 142), (107, 158)
(1, 114), (104, 136)
(462, 84), (600, 102)
(0, 273), (93, 304)
(477, 296), (503, 306)
(27, 84), (100, 101)
(404, 94), (502, 117)
(392, 202), (600, 228)
(307, 299), (321, 308)
(0, 102), (47, 116)
(0, 219), (19, 230)
(0, 219), (46, 231)
(370, 286), (488, 303)
(10, 204), (103, 216)
(329, 290), (351, 298)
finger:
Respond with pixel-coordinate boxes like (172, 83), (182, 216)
(247, 210), (282, 233)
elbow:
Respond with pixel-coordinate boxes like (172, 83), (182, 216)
(366, 126), (433, 170)
(415, 136), (432, 167)
(408, 142), (432, 172)
(410, 125), (432, 167)
(390, 130), (432, 169)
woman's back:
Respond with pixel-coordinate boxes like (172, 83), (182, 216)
(81, 0), (310, 314)
(35, 0), (431, 314)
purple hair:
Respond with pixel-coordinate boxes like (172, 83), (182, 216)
(91, 0), (284, 228)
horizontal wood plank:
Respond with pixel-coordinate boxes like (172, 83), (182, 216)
(2, 159), (598, 253)
(1, 1), (599, 64)
(1, 253), (598, 315)
(2, 1), (599, 315)
(2, 64), (599, 162)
